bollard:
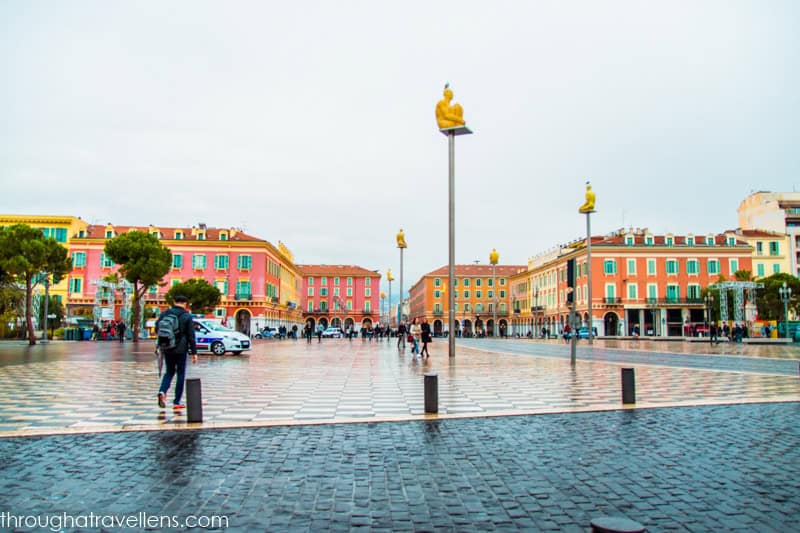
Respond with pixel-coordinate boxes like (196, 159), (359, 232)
(186, 378), (203, 423)
(621, 368), (635, 404)
(424, 372), (438, 413)
(590, 516), (646, 533)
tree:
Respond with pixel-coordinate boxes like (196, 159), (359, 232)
(104, 231), (171, 342)
(755, 273), (800, 321)
(0, 225), (71, 345)
(37, 295), (65, 334)
(165, 278), (221, 315)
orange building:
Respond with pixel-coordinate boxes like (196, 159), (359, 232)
(509, 228), (754, 337)
(408, 264), (526, 337)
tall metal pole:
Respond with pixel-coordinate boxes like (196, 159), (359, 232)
(400, 247), (405, 347)
(586, 212), (593, 344)
(492, 263), (497, 337)
(42, 274), (50, 343)
(448, 131), (456, 358)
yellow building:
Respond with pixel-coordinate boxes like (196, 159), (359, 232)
(738, 191), (800, 277)
(0, 214), (88, 304)
(725, 229), (791, 279)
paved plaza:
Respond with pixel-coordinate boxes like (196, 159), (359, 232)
(0, 338), (798, 531)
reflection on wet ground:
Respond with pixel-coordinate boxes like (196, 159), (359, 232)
(0, 337), (797, 436)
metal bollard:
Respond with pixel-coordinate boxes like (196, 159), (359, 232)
(424, 372), (438, 413)
(590, 515), (646, 533)
(186, 378), (203, 422)
(621, 368), (635, 404)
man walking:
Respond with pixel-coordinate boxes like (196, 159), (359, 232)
(117, 320), (126, 342)
(397, 321), (407, 349)
(156, 296), (197, 411)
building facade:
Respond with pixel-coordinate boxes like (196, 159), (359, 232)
(509, 228), (754, 337)
(408, 265), (526, 336)
(725, 229), (790, 279)
(738, 191), (800, 277)
(297, 265), (381, 333)
(66, 223), (304, 334)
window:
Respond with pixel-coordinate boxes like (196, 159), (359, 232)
(454, 278), (459, 287)
(464, 303), (471, 312)
(220, 232), (228, 241)
(215, 280), (228, 294)
(347, 288), (352, 297)
(727, 237), (736, 246)
(214, 255), (229, 270)
(666, 284), (680, 302)
(308, 301), (314, 312)
(334, 287), (340, 296)
(55, 228), (67, 242)
(757, 263), (765, 277)
(463, 290), (470, 298)
(706, 236), (714, 246)
(365, 278), (371, 287)
(487, 278), (493, 287)
(71, 252), (86, 267)
(434, 278), (441, 287)
(707, 259), (720, 275)
(499, 290), (506, 298)
(149, 285), (157, 295)
(334, 277), (339, 285)
(476, 303), (483, 312)
(463, 278), (471, 287)
(476, 279), (482, 287)
(434, 303), (441, 313)
(605, 284), (616, 299)
(346, 300), (353, 310)
(214, 308), (225, 318)
(666, 259), (678, 275)
(686, 237), (694, 246)
(729, 259), (738, 275)
(365, 288), (371, 297)
(105, 230), (114, 238)
(476, 290), (482, 298)
(321, 277), (327, 285)
(603, 259), (617, 275)
(686, 259), (699, 275)
(488, 290), (493, 299)
(625, 236), (634, 246)
(434, 290), (441, 298)
(364, 301), (370, 312)
(308, 287), (314, 296)
(773, 264), (781, 274)
(320, 288), (328, 296)
(770, 241), (780, 256)
(666, 236), (674, 246)
(308, 277), (314, 286)
(645, 236), (654, 245)
(500, 279), (506, 286)
(172, 254), (182, 269)
(235, 281), (251, 297)
(151, 231), (161, 239)
(171, 279), (180, 287)
(627, 283), (638, 299)
(627, 259), (636, 275)
(320, 301), (328, 312)
(454, 291), (459, 298)
(100, 253), (114, 268)
(197, 232), (205, 240)
(647, 259), (656, 275)
(237, 255), (252, 270)
(756, 242), (763, 255)
(347, 277), (353, 286)
(175, 231), (183, 240)
(647, 284), (657, 299)
(192, 255), (206, 270)
(500, 303), (507, 312)
(70, 278), (82, 293)
(687, 285), (701, 300)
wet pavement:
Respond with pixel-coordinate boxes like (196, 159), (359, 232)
(0, 338), (799, 531)
(1, 402), (798, 532)
(0, 338), (798, 436)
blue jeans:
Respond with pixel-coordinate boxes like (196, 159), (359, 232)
(159, 351), (188, 405)
(412, 338), (419, 354)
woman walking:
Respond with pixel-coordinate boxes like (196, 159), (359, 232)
(420, 318), (432, 359)
(409, 318), (421, 357)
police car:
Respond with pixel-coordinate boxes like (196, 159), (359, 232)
(193, 319), (251, 355)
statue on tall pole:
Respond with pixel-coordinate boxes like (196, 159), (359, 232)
(580, 181), (596, 345)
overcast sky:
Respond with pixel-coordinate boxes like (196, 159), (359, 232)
(2, 1), (798, 298)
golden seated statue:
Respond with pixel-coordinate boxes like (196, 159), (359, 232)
(436, 84), (465, 130)
(396, 228), (407, 248)
(579, 182), (596, 213)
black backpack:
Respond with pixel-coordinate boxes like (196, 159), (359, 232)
(157, 311), (182, 350)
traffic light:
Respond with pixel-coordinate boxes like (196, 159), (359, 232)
(566, 258), (575, 303)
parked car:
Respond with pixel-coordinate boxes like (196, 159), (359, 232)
(193, 319), (251, 355)
(576, 327), (597, 339)
(254, 327), (278, 339)
(321, 327), (343, 338)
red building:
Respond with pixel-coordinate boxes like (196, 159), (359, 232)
(297, 265), (381, 333)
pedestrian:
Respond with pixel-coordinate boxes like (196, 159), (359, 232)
(710, 323), (718, 344)
(563, 324), (571, 343)
(305, 323), (312, 344)
(316, 323), (324, 343)
(409, 318), (421, 356)
(420, 318), (431, 359)
(722, 321), (730, 340)
(155, 295), (197, 411)
(117, 320), (126, 342)
(91, 323), (99, 341)
(291, 324), (298, 340)
(397, 321), (407, 349)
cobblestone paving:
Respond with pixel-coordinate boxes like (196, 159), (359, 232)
(0, 339), (798, 436)
(1, 402), (798, 532)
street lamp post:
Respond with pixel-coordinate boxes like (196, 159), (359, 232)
(490, 248), (498, 338)
(380, 291), (386, 327)
(779, 282), (792, 338)
(396, 230), (407, 348)
(41, 273), (50, 344)
(705, 292), (714, 345)
(579, 181), (596, 345)
(387, 269), (394, 327)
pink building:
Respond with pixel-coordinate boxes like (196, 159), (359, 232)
(297, 265), (381, 332)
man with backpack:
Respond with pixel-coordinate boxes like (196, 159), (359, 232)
(155, 295), (197, 411)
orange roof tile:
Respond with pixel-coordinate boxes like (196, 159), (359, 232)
(297, 265), (381, 277)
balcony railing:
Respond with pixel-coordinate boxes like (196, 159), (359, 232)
(362, 309), (373, 315)
(602, 297), (622, 304)
(646, 297), (705, 305)
(235, 292), (252, 301)
(433, 310), (443, 316)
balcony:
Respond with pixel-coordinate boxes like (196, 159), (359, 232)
(530, 306), (545, 314)
(646, 297), (705, 306)
(306, 308), (329, 314)
(602, 297), (622, 304)
(362, 309), (373, 315)
(234, 292), (252, 301)
(271, 296), (279, 304)
(433, 310), (443, 316)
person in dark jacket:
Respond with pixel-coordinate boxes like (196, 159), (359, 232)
(420, 319), (432, 359)
(156, 296), (197, 411)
